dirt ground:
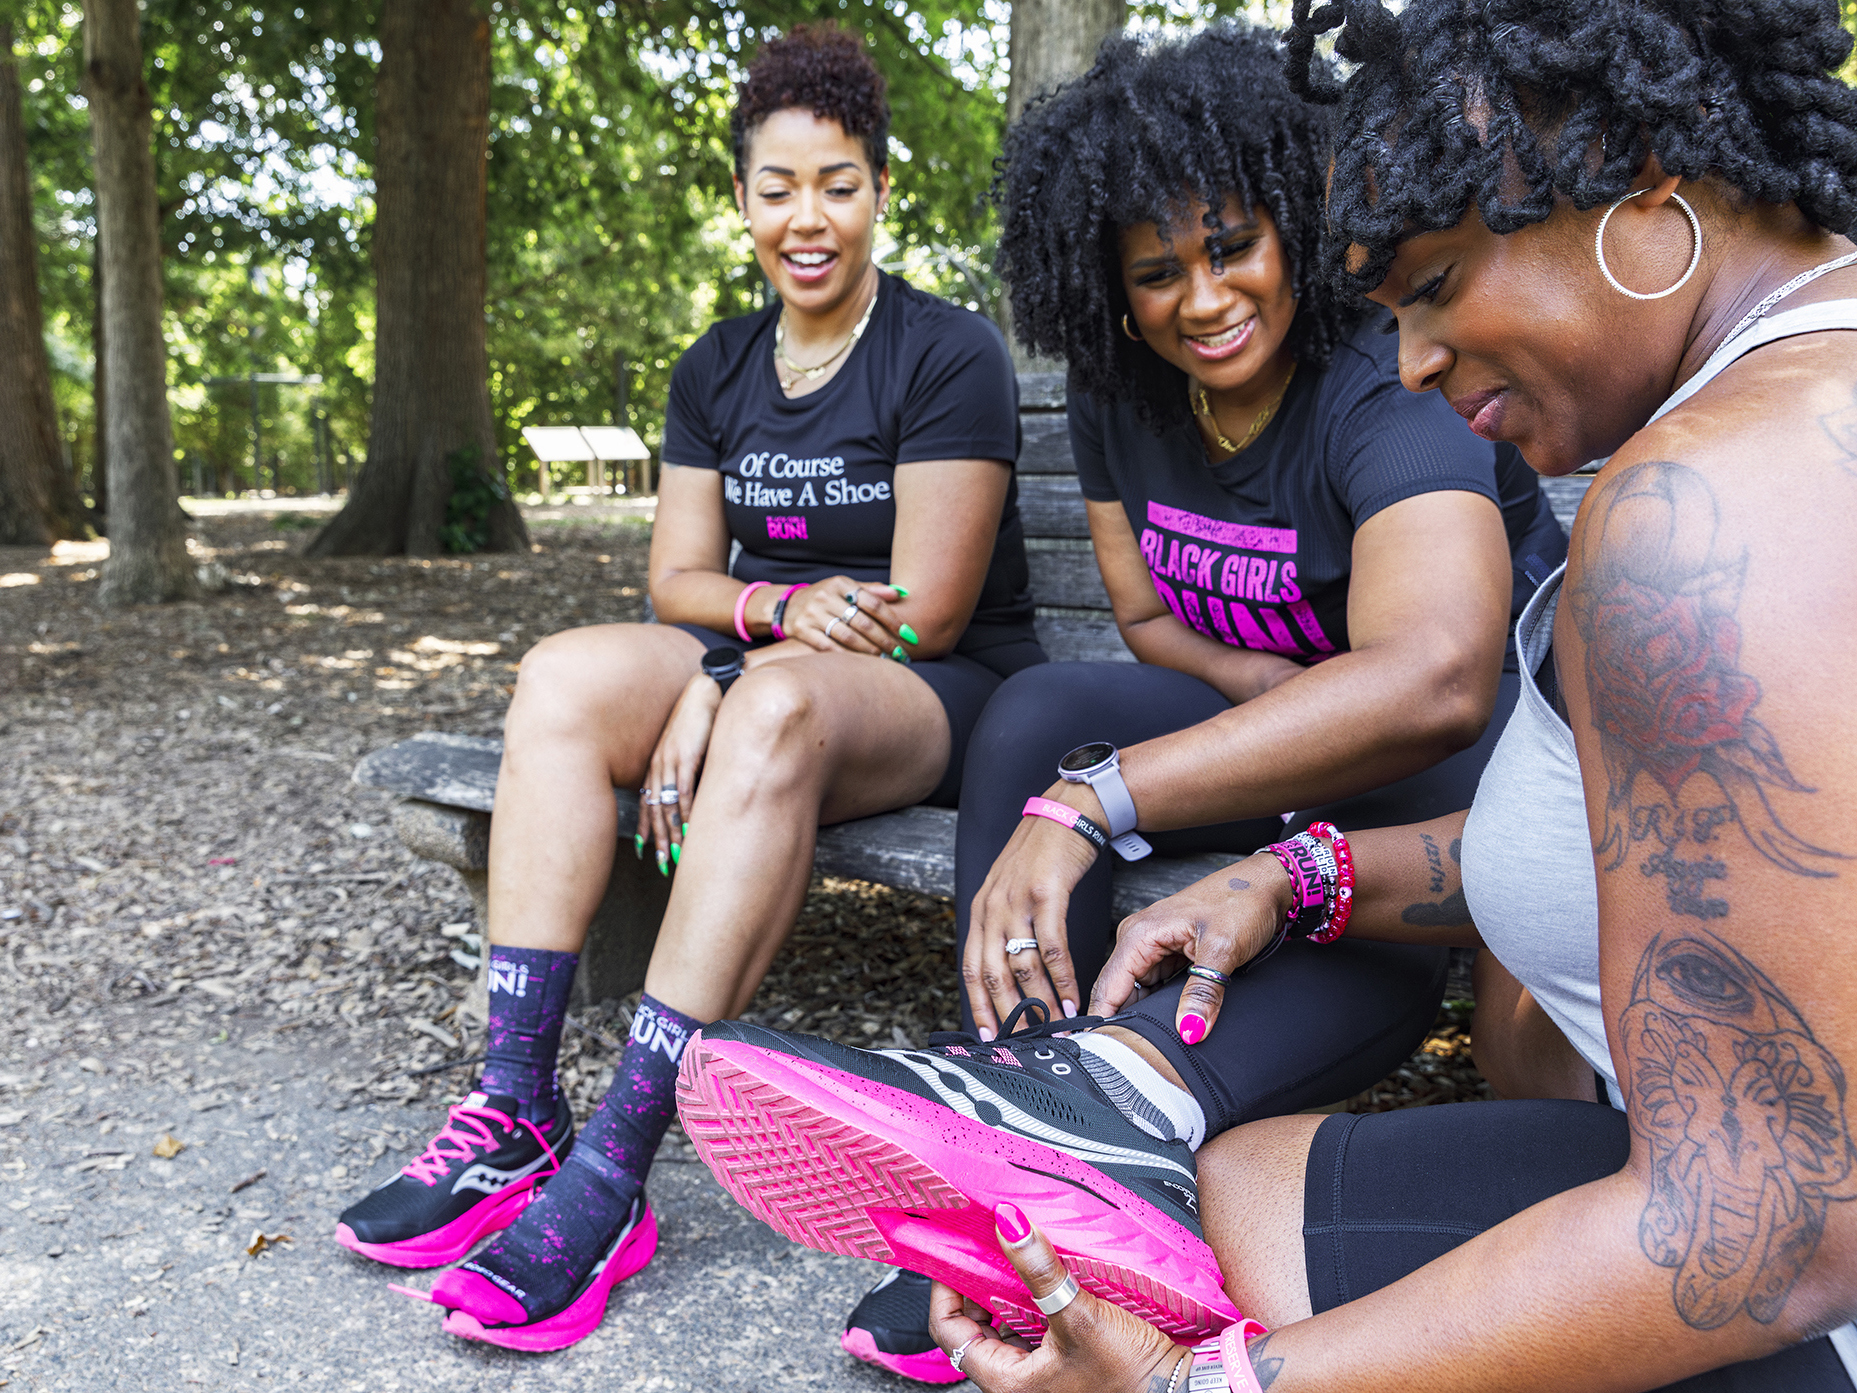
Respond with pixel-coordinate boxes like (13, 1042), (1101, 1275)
(0, 504), (1489, 1390)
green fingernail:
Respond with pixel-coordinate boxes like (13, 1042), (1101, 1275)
(899, 623), (919, 645)
(657, 851), (669, 877)
(634, 833), (644, 859)
(892, 585), (909, 598)
(671, 843), (681, 865)
(682, 822), (689, 836)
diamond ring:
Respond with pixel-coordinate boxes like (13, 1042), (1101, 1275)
(1005, 938), (1039, 955)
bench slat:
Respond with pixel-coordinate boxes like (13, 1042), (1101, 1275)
(1034, 608), (1133, 663)
(354, 735), (1223, 916)
(1026, 539), (1110, 610)
(1015, 474), (1091, 540)
(1019, 373), (1067, 412)
(1018, 415), (1076, 474)
(1537, 474), (1592, 535)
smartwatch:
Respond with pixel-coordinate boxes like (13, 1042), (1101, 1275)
(701, 645), (745, 696)
(1056, 743), (1152, 861)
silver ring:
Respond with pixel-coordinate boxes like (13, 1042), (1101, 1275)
(642, 789), (659, 806)
(1005, 937), (1039, 955)
(844, 588), (861, 607)
(948, 1338), (976, 1373)
(658, 786), (678, 805)
(1033, 1273), (1081, 1316)
(839, 601), (860, 624)
(825, 617), (843, 643)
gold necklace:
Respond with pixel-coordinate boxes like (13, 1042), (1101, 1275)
(1195, 362), (1297, 457)
(775, 280), (880, 390)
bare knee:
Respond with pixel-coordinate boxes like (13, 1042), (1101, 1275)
(715, 664), (821, 750)
(1199, 1115), (1320, 1327)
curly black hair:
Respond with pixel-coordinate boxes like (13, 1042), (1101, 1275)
(731, 23), (890, 182)
(993, 22), (1356, 434)
(1286, 0), (1857, 295)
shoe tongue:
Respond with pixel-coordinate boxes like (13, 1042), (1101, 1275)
(467, 1090), (522, 1115)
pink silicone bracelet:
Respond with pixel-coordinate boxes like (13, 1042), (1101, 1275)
(769, 583), (807, 641)
(1218, 1319), (1271, 1392)
(1023, 796), (1082, 829)
(733, 581), (771, 643)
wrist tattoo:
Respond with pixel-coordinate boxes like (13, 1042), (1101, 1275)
(1401, 834), (1470, 927)
(1248, 1332), (1284, 1390)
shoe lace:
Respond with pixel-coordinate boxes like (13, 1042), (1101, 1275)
(399, 1100), (565, 1188)
(927, 998), (1109, 1051)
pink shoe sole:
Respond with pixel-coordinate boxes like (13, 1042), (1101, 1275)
(334, 1181), (539, 1269)
(841, 1326), (967, 1384)
(438, 1205), (659, 1352)
(676, 1035), (1238, 1342)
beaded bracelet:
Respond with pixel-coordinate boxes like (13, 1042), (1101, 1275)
(1306, 820), (1354, 943)
(733, 581), (771, 643)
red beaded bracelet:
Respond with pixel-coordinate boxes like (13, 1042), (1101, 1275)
(1306, 820), (1354, 943)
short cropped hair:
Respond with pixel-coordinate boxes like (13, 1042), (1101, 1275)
(731, 23), (891, 181)
(1286, 0), (1857, 295)
(993, 22), (1355, 434)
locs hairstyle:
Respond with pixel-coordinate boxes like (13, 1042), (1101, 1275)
(730, 23), (891, 182)
(993, 23), (1353, 434)
(1286, 0), (1857, 296)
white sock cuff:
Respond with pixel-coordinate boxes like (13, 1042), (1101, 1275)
(1076, 1031), (1207, 1150)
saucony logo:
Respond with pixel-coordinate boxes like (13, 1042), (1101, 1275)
(880, 1052), (1196, 1183)
(451, 1152), (549, 1197)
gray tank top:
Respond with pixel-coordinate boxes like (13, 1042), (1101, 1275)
(1460, 297), (1857, 1107)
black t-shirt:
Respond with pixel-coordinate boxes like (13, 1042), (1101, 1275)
(1071, 314), (1566, 667)
(661, 271), (1037, 659)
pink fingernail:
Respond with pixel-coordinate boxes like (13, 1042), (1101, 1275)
(978, 1027), (995, 1042)
(1062, 1000), (1078, 1019)
(1178, 1013), (1207, 1045)
(995, 1202), (1032, 1244)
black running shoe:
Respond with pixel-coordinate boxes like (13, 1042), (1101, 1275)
(843, 1268), (966, 1383)
(679, 1003), (1238, 1341)
(335, 1091), (574, 1268)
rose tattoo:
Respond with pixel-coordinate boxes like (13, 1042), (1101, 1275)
(1622, 932), (1857, 1329)
(1569, 462), (1844, 914)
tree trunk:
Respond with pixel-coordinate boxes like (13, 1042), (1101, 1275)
(90, 242), (106, 518)
(82, 0), (193, 603)
(1001, 0), (1125, 366)
(0, 23), (85, 546)
(1006, 0), (1125, 122)
(308, 0), (527, 558)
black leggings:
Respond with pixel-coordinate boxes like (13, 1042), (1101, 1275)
(955, 661), (1520, 1132)
(1302, 1103), (1853, 1391)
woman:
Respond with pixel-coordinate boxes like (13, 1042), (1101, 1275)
(332, 24), (1039, 1351)
(837, 24), (1565, 1381)
(682, 1), (1857, 1389)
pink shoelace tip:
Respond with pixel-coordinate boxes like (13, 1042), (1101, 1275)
(400, 1101), (559, 1188)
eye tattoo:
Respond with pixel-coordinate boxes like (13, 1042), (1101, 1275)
(1621, 929), (1857, 1330)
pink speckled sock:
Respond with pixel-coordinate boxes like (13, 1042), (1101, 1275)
(459, 994), (697, 1319)
(478, 945), (578, 1121)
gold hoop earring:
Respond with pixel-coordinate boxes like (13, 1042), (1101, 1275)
(1122, 314), (1143, 342)
(1595, 189), (1702, 301)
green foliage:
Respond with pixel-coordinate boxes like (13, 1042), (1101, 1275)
(20, 0), (1851, 510)
(440, 444), (510, 554)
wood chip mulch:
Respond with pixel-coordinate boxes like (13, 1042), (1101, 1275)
(0, 505), (1491, 1143)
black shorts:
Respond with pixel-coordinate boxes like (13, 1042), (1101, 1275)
(1304, 1103), (1854, 1391)
(671, 623), (1044, 808)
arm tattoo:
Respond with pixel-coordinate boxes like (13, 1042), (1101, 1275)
(1621, 930), (1857, 1329)
(1247, 1332), (1284, 1390)
(1402, 834), (1470, 927)
(1567, 461), (1845, 916)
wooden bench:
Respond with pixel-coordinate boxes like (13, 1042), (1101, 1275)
(356, 372), (1593, 1006)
